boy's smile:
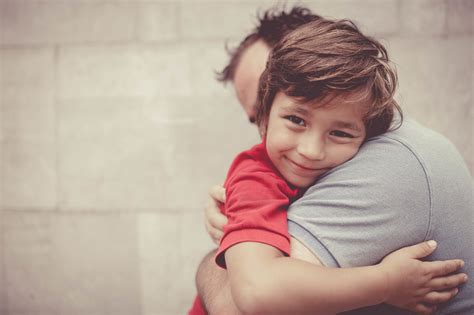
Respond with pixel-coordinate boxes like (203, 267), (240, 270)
(265, 92), (367, 188)
(284, 156), (329, 177)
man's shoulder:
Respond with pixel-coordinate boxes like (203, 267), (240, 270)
(360, 118), (443, 163)
(370, 118), (455, 154)
(334, 118), (464, 182)
(318, 120), (428, 187)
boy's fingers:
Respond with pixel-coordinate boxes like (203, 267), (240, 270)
(426, 259), (465, 277)
(209, 185), (226, 203)
(428, 273), (468, 290)
(205, 184), (227, 242)
(422, 288), (459, 305)
(204, 219), (223, 244)
(399, 240), (438, 259)
(205, 202), (228, 229)
(209, 210), (228, 229)
(413, 303), (436, 315)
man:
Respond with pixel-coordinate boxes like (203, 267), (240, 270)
(194, 6), (473, 315)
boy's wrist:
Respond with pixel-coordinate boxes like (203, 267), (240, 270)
(374, 264), (391, 304)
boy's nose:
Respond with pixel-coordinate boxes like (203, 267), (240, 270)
(297, 135), (326, 161)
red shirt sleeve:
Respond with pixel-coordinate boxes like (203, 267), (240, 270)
(215, 143), (300, 268)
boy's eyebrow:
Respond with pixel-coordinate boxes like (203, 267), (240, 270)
(281, 103), (363, 132)
(333, 120), (363, 132)
(281, 104), (310, 116)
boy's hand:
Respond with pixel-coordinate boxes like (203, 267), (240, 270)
(380, 240), (468, 314)
(204, 185), (228, 244)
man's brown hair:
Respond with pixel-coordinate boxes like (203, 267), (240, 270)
(217, 6), (322, 83)
(257, 18), (402, 138)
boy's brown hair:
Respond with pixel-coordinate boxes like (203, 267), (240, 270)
(257, 18), (402, 138)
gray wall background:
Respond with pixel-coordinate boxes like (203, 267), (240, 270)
(0, 0), (472, 314)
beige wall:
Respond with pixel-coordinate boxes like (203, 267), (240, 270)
(0, 0), (472, 314)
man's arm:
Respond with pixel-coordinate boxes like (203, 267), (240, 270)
(195, 239), (325, 315)
(195, 250), (242, 315)
(198, 186), (240, 314)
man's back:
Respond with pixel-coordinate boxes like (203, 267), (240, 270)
(397, 119), (473, 314)
(288, 117), (473, 314)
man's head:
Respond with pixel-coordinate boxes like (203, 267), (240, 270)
(217, 6), (322, 123)
(257, 18), (402, 139)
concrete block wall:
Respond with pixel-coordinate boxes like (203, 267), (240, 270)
(0, 0), (472, 314)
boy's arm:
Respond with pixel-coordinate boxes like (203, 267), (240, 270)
(225, 241), (466, 315)
(226, 242), (386, 315)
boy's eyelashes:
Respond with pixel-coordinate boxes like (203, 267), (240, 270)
(284, 115), (306, 126)
(330, 130), (355, 138)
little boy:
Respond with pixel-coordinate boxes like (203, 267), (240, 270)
(216, 18), (397, 268)
(191, 18), (467, 315)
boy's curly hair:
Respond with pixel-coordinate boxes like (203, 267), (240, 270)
(257, 18), (402, 139)
(216, 6), (322, 83)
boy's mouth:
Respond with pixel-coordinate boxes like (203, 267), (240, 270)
(285, 157), (328, 173)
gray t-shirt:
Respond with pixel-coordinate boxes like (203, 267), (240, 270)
(288, 117), (473, 314)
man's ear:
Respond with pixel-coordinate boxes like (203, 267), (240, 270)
(258, 120), (268, 139)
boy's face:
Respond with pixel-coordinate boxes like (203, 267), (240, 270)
(233, 40), (270, 123)
(265, 92), (367, 188)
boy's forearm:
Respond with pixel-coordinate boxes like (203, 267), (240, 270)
(226, 242), (387, 315)
(195, 250), (242, 315)
(262, 256), (387, 314)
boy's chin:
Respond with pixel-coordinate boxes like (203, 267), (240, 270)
(287, 177), (318, 189)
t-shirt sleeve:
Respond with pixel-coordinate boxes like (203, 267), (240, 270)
(287, 136), (431, 268)
(215, 163), (293, 268)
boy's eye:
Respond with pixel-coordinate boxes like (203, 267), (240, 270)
(330, 130), (354, 138)
(285, 115), (306, 126)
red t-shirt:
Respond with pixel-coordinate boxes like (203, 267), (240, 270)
(187, 295), (206, 315)
(215, 141), (302, 268)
